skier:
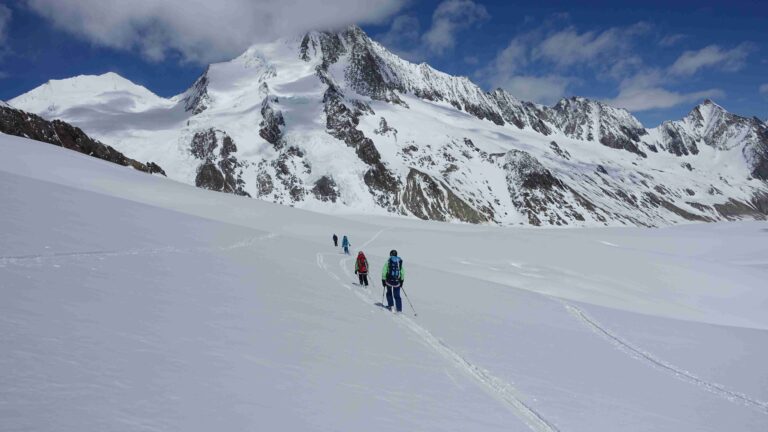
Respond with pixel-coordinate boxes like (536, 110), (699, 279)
(341, 235), (350, 255)
(333, 234), (338, 247)
(381, 249), (405, 312)
(354, 251), (369, 287)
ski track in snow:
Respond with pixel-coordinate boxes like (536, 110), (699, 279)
(564, 304), (768, 415)
(0, 233), (280, 267)
(317, 228), (560, 432)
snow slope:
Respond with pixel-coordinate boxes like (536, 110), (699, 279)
(9, 27), (768, 227)
(2, 133), (768, 431)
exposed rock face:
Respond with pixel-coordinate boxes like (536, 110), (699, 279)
(505, 150), (563, 191)
(552, 97), (648, 157)
(745, 122), (768, 180)
(549, 141), (571, 160)
(656, 123), (700, 156)
(0, 104), (165, 175)
(312, 175), (339, 202)
(373, 117), (397, 140)
(190, 129), (249, 196)
(304, 26), (507, 125)
(273, 146), (310, 202)
(259, 93), (286, 148)
(503, 150), (594, 226)
(491, 89), (553, 135)
(182, 68), (211, 115)
(403, 169), (489, 223)
(323, 87), (400, 210)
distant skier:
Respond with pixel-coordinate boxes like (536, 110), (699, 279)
(354, 251), (369, 287)
(341, 235), (350, 255)
(333, 234), (338, 247)
(382, 249), (405, 312)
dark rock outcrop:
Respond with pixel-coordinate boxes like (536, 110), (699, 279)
(189, 129), (249, 196)
(403, 169), (489, 223)
(713, 199), (767, 220)
(272, 146), (310, 202)
(312, 175), (340, 202)
(0, 104), (165, 175)
(182, 68), (211, 115)
(552, 97), (647, 157)
(746, 123), (768, 180)
(503, 150), (592, 225)
(657, 123), (699, 156)
(549, 141), (571, 160)
(373, 117), (397, 140)
(259, 92), (286, 148)
(323, 87), (400, 210)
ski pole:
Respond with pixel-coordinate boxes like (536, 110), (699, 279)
(381, 285), (386, 305)
(401, 286), (417, 317)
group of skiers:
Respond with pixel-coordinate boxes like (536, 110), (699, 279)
(332, 233), (351, 255)
(332, 233), (406, 313)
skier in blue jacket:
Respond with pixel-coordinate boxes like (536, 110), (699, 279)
(341, 235), (350, 255)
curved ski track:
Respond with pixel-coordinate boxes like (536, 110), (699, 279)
(565, 304), (768, 415)
(0, 233), (280, 267)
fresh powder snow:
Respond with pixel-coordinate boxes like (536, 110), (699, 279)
(1, 131), (767, 431)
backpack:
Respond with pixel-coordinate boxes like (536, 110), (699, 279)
(357, 256), (368, 273)
(386, 256), (402, 283)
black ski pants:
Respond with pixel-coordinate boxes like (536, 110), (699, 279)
(358, 273), (369, 286)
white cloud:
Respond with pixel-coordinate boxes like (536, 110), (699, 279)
(494, 75), (572, 105)
(532, 23), (649, 69)
(659, 34), (686, 47)
(759, 84), (768, 95)
(605, 68), (724, 111)
(23, 0), (407, 63)
(0, 4), (11, 44)
(478, 21), (651, 105)
(608, 86), (724, 111)
(422, 0), (489, 55)
(487, 37), (527, 77)
(375, 0), (489, 60)
(669, 43), (754, 76)
(376, 15), (424, 62)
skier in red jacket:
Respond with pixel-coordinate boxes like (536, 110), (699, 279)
(354, 251), (369, 287)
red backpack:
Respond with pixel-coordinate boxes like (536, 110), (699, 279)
(357, 255), (368, 273)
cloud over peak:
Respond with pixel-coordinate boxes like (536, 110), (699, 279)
(422, 0), (489, 55)
(669, 43), (754, 76)
(23, 0), (407, 63)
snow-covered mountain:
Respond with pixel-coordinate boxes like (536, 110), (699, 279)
(9, 26), (768, 226)
(0, 102), (165, 175)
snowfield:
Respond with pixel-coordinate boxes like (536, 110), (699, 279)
(1, 133), (767, 431)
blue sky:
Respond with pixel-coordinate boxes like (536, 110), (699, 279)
(1, 0), (766, 126)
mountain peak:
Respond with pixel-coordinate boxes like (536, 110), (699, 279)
(692, 98), (728, 115)
(685, 98), (728, 127)
(10, 71), (167, 118)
